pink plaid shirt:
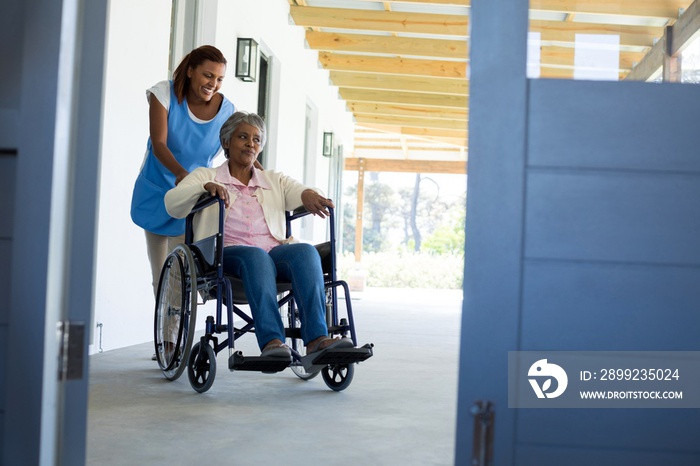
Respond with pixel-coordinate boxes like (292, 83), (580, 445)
(215, 164), (281, 252)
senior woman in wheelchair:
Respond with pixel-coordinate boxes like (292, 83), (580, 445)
(164, 111), (351, 363)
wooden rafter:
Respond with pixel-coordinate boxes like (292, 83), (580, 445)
(289, 6), (468, 35)
(348, 102), (467, 120)
(530, 19), (662, 48)
(350, 0), (470, 5)
(627, 0), (700, 80)
(530, 0), (687, 19)
(354, 114), (467, 131)
(345, 157), (467, 174)
(305, 31), (468, 59)
(339, 88), (467, 108)
(318, 52), (467, 78)
(329, 71), (468, 96)
(540, 45), (646, 70)
(288, 0), (699, 158)
(361, 123), (467, 141)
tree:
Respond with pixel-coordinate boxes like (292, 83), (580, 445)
(363, 173), (396, 252)
(341, 173), (397, 254)
(422, 194), (466, 255)
(410, 173), (422, 251)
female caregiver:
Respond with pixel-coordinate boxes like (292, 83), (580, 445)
(130, 45), (235, 297)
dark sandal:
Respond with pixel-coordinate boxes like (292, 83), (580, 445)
(306, 337), (353, 355)
(261, 341), (292, 359)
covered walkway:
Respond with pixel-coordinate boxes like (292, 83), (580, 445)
(87, 288), (462, 466)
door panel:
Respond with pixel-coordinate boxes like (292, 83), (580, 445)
(521, 261), (700, 351)
(458, 14), (700, 464)
(527, 80), (700, 172)
(525, 170), (700, 264)
(516, 445), (700, 466)
(509, 79), (700, 460)
(517, 409), (700, 452)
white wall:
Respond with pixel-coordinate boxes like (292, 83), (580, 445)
(92, 0), (354, 353)
(213, 0), (354, 244)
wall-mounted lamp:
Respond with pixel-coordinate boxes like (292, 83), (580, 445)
(322, 132), (334, 157)
(235, 38), (259, 82)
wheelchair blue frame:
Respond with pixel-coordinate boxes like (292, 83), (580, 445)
(155, 195), (373, 393)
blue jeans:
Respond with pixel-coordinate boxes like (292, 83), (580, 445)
(222, 243), (328, 350)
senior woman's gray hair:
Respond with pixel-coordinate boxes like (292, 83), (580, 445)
(219, 111), (267, 157)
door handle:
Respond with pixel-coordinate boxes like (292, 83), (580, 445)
(470, 400), (495, 466)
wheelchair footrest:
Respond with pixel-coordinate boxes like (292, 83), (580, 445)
(301, 343), (374, 372)
(228, 351), (291, 373)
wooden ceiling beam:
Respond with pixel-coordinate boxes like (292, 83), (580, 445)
(319, 52), (467, 78)
(355, 113), (467, 131)
(348, 101), (468, 120)
(354, 115), (467, 131)
(289, 6), (468, 36)
(305, 30), (468, 59)
(530, 19), (663, 48)
(355, 146), (464, 153)
(339, 87), (467, 108)
(538, 45), (646, 70)
(530, 0), (687, 19)
(350, 0), (470, 5)
(356, 126), (467, 147)
(538, 67), (628, 80)
(361, 123), (467, 140)
(345, 157), (467, 174)
(329, 71), (468, 95)
(627, 0), (700, 80)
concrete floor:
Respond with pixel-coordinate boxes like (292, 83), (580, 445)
(87, 288), (462, 466)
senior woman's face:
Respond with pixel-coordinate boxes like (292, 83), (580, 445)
(226, 122), (263, 168)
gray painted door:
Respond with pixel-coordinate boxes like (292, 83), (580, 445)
(3, 1), (108, 464)
(455, 1), (700, 464)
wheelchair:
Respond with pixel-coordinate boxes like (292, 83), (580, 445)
(153, 195), (373, 393)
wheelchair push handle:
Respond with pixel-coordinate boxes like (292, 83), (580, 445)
(191, 193), (224, 214)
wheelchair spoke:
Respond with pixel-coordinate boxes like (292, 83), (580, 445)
(154, 245), (198, 382)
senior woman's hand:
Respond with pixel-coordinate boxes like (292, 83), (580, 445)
(301, 189), (335, 218)
(204, 182), (230, 207)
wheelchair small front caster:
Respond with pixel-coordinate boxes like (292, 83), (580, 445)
(322, 363), (354, 391)
(188, 341), (217, 393)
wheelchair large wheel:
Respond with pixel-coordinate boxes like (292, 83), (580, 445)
(187, 341), (217, 393)
(285, 304), (319, 381)
(154, 244), (198, 381)
(322, 364), (354, 392)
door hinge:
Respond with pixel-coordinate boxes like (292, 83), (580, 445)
(57, 321), (86, 381)
(470, 400), (495, 466)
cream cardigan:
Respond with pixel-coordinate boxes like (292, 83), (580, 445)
(164, 165), (318, 242)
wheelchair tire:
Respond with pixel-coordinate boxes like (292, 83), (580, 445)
(154, 244), (198, 381)
(322, 363), (354, 392)
(188, 341), (217, 393)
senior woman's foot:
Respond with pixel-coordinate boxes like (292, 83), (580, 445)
(261, 339), (292, 359)
(306, 336), (354, 355)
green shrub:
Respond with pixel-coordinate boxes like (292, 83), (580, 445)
(339, 251), (463, 289)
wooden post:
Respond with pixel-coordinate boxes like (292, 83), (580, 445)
(662, 25), (682, 82)
(354, 157), (365, 263)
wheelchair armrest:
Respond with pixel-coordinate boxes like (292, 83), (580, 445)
(286, 204), (336, 222)
(185, 194), (226, 246)
(287, 205), (312, 222)
(285, 205), (335, 239)
(191, 193), (224, 214)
